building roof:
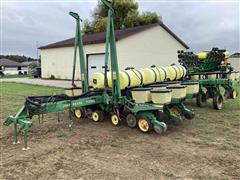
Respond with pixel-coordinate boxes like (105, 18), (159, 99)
(39, 23), (189, 50)
(22, 61), (39, 66)
(0, 59), (28, 67)
(230, 53), (240, 58)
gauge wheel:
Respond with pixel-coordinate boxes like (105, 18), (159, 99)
(184, 111), (195, 120)
(206, 91), (213, 98)
(156, 110), (169, 122)
(137, 115), (153, 133)
(170, 116), (183, 126)
(111, 114), (121, 126)
(224, 89), (231, 99)
(153, 122), (167, 134)
(196, 92), (207, 107)
(126, 114), (137, 128)
(74, 108), (86, 119)
(213, 93), (223, 110)
(230, 90), (238, 99)
(91, 110), (104, 122)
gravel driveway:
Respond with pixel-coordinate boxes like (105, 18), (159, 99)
(1, 78), (81, 88)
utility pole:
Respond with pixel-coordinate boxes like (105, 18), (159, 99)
(36, 41), (39, 62)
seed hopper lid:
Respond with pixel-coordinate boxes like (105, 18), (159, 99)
(151, 89), (172, 93)
(148, 84), (168, 87)
(167, 85), (187, 89)
(162, 81), (181, 84)
(131, 87), (152, 91)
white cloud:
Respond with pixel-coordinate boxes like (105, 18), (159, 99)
(1, 0), (239, 57)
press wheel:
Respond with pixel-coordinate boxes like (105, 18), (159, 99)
(224, 89), (231, 99)
(213, 93), (223, 110)
(184, 111), (195, 120)
(126, 114), (137, 128)
(196, 92), (207, 107)
(153, 122), (167, 134)
(91, 110), (104, 122)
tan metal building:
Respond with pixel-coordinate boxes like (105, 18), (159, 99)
(39, 23), (189, 81)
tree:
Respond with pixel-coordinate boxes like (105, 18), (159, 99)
(139, 12), (160, 25)
(123, 11), (140, 28)
(83, 0), (160, 34)
(0, 55), (37, 63)
(83, 20), (95, 34)
(95, 17), (108, 32)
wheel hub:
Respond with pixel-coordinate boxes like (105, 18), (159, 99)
(92, 112), (99, 121)
(138, 119), (149, 132)
(232, 91), (237, 99)
(111, 115), (119, 125)
(74, 109), (82, 119)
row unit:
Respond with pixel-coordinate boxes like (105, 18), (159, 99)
(131, 81), (199, 105)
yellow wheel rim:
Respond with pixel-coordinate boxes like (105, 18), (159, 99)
(233, 91), (237, 99)
(111, 115), (119, 125)
(92, 112), (99, 122)
(171, 107), (181, 116)
(74, 109), (82, 119)
(138, 119), (149, 132)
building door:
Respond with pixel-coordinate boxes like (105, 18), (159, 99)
(87, 53), (106, 85)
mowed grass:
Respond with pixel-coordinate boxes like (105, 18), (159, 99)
(0, 82), (64, 119)
(0, 74), (31, 79)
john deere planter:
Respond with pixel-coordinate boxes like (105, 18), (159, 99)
(4, 0), (196, 150)
(178, 48), (239, 110)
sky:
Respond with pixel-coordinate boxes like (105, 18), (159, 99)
(0, 0), (239, 58)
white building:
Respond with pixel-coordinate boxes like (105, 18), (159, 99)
(39, 23), (189, 81)
(0, 59), (28, 75)
(229, 53), (240, 72)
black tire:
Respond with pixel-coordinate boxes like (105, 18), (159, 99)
(153, 125), (163, 134)
(196, 93), (207, 107)
(156, 110), (169, 122)
(206, 91), (213, 98)
(126, 114), (137, 128)
(213, 93), (223, 110)
(170, 116), (183, 126)
(154, 122), (167, 134)
(224, 89), (231, 99)
(86, 108), (93, 119)
(184, 111), (195, 120)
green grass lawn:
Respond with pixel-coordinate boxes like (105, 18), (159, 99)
(0, 82), (64, 118)
(0, 74), (31, 79)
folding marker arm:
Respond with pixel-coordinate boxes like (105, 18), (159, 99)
(70, 11), (88, 93)
(101, 0), (121, 102)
